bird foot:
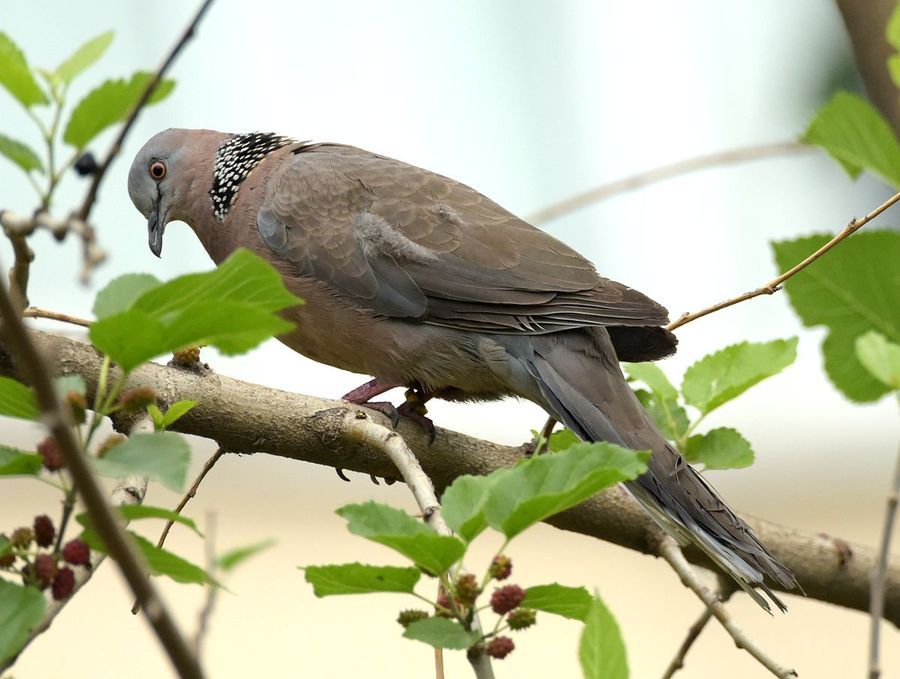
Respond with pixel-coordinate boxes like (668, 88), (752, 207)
(398, 389), (436, 444)
(358, 401), (401, 428)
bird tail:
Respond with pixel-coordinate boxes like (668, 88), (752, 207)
(518, 330), (798, 612)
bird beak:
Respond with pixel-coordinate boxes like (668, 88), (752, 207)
(148, 208), (165, 258)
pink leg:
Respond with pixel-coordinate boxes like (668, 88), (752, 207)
(341, 377), (403, 404)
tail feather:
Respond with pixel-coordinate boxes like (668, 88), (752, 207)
(514, 329), (798, 612)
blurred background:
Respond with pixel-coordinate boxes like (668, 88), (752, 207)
(1, 1), (898, 677)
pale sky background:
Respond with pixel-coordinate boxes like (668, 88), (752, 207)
(1, 1), (898, 678)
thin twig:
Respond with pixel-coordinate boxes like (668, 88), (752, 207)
(525, 142), (808, 225)
(0, 268), (204, 679)
(666, 190), (900, 331)
(434, 648), (446, 679)
(0, 474), (147, 673)
(345, 412), (495, 679)
(192, 512), (219, 657)
(657, 537), (796, 678)
(869, 413), (900, 679)
(24, 307), (91, 328)
(661, 576), (735, 679)
(74, 0), (216, 224)
(133, 448), (225, 615)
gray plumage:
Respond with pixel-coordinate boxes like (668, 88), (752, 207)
(128, 128), (798, 610)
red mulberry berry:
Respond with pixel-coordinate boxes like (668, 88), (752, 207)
(33, 553), (57, 589)
(490, 584), (525, 615)
(455, 573), (480, 606)
(486, 636), (515, 659)
(52, 567), (75, 600)
(489, 554), (512, 580)
(33, 514), (55, 548)
(37, 437), (65, 471)
(62, 539), (91, 567)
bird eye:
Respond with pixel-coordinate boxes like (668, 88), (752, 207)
(149, 160), (167, 180)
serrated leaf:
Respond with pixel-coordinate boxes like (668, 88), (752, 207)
(81, 527), (215, 585)
(855, 331), (900, 390)
(63, 72), (174, 149)
(684, 427), (755, 470)
(773, 232), (900, 402)
(403, 617), (478, 650)
(440, 474), (497, 542)
(0, 133), (43, 174)
(888, 2), (900, 50)
(890, 55), (900, 89)
(802, 91), (900, 186)
(146, 404), (165, 429)
(90, 250), (301, 373)
(93, 273), (161, 319)
(484, 442), (649, 539)
(54, 374), (86, 400)
(624, 362), (678, 400)
(0, 32), (48, 108)
(0, 376), (39, 420)
(54, 31), (113, 84)
(681, 338), (797, 415)
(304, 563), (420, 596)
(580, 593), (628, 679)
(0, 445), (42, 476)
(523, 583), (592, 621)
(336, 502), (465, 575)
(217, 539), (276, 572)
(0, 579), (45, 664)
(92, 431), (190, 491)
(161, 400), (198, 429)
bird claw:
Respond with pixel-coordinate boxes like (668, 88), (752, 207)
(353, 401), (400, 427)
(398, 400), (436, 444)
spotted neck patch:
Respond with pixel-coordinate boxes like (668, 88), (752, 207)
(210, 132), (293, 221)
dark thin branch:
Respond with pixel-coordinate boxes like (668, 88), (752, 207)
(23, 306), (91, 328)
(525, 142), (808, 226)
(0, 275), (204, 679)
(74, 0), (216, 224)
(192, 512), (219, 658)
(666, 190), (900, 331)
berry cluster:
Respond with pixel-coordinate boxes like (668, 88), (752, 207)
(1, 513), (91, 602)
(395, 554), (536, 661)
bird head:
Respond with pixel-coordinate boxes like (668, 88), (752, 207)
(128, 128), (228, 257)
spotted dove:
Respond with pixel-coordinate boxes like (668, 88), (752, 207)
(128, 129), (798, 610)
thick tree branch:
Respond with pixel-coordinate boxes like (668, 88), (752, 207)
(5, 330), (897, 626)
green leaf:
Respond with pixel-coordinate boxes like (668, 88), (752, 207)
(336, 502), (466, 575)
(645, 396), (689, 443)
(54, 374), (86, 400)
(580, 593), (628, 679)
(0, 376), (39, 420)
(684, 427), (755, 470)
(887, 2), (900, 50)
(523, 583), (592, 621)
(624, 362), (678, 400)
(889, 55), (900, 89)
(92, 431), (190, 491)
(63, 72), (174, 149)
(161, 400), (198, 429)
(53, 31), (113, 84)
(0, 32), (48, 108)
(440, 474), (496, 542)
(855, 331), (900, 390)
(802, 91), (900, 186)
(0, 445), (42, 476)
(773, 232), (900, 402)
(403, 617), (478, 650)
(484, 442), (649, 539)
(217, 539), (276, 572)
(93, 273), (161, 319)
(0, 133), (43, 174)
(76, 504), (201, 535)
(90, 250), (301, 372)
(304, 563), (421, 596)
(81, 527), (215, 585)
(681, 338), (797, 415)
(0, 579), (45, 664)
(547, 427), (580, 452)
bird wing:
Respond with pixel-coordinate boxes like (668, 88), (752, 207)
(257, 143), (669, 334)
